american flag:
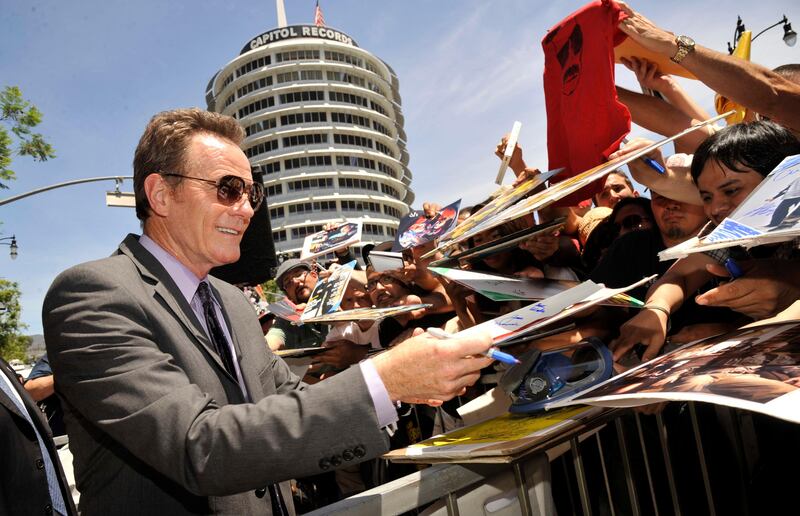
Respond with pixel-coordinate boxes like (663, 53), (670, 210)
(314, 1), (325, 27)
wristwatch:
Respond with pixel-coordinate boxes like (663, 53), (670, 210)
(671, 35), (695, 64)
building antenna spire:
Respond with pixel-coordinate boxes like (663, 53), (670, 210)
(276, 0), (288, 28)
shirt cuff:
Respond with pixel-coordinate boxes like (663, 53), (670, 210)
(359, 359), (398, 428)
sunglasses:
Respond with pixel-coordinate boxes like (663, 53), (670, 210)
(162, 173), (265, 210)
(366, 274), (405, 290)
(618, 214), (651, 231)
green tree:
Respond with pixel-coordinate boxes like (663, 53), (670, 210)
(261, 278), (281, 299)
(0, 85), (56, 189)
(0, 278), (30, 361)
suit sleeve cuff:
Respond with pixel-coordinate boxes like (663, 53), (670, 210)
(359, 359), (398, 428)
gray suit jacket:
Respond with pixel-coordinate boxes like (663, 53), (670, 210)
(43, 234), (389, 515)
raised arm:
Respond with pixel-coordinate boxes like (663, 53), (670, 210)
(618, 1), (800, 134)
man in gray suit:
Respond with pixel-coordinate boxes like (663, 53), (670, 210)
(43, 108), (492, 515)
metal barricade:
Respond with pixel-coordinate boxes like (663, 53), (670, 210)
(310, 402), (792, 515)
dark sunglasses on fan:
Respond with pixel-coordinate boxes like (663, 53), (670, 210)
(161, 173), (265, 210)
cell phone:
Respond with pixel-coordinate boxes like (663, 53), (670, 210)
(368, 251), (404, 272)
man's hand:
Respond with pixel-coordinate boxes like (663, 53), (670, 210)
(495, 134), (527, 175)
(512, 167), (541, 187)
(422, 202), (442, 219)
(371, 328), (494, 404)
(616, 2), (677, 57)
(621, 57), (674, 93)
(309, 340), (369, 372)
(695, 260), (800, 319)
(519, 231), (559, 262)
(609, 307), (669, 362)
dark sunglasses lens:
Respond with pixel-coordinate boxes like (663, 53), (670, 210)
(217, 176), (264, 209)
(217, 176), (245, 205)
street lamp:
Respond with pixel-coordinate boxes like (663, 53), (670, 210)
(728, 15), (797, 54)
(0, 235), (18, 260)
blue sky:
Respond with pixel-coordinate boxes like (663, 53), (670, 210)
(1, 0), (798, 334)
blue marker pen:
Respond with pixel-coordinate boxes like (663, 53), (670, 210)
(621, 137), (666, 175)
(640, 155), (666, 174)
(724, 257), (744, 279)
(426, 327), (521, 365)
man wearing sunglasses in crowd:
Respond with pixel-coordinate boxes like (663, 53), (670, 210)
(42, 108), (493, 515)
(265, 259), (328, 352)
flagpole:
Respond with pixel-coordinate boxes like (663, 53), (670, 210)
(276, 0), (287, 27)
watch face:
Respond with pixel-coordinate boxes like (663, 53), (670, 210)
(677, 35), (695, 47)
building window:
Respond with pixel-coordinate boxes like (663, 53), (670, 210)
(326, 70), (366, 88)
(266, 184), (283, 197)
(329, 91), (368, 107)
(257, 162), (281, 175)
(284, 155), (332, 170)
(237, 76), (273, 99)
(324, 50), (363, 68)
(238, 96), (275, 118)
(287, 178), (334, 191)
(275, 49), (320, 63)
(369, 100), (387, 116)
(276, 70), (323, 83)
(282, 133), (328, 148)
(236, 56), (271, 78)
(222, 73), (234, 88)
(333, 133), (373, 148)
(291, 224), (325, 239)
(280, 112), (327, 126)
(269, 206), (285, 219)
(385, 227), (397, 237)
(287, 200), (336, 215)
(279, 90), (325, 105)
(330, 112), (370, 128)
(372, 120), (391, 136)
(338, 177), (378, 191)
(245, 117), (277, 137)
(272, 229), (287, 242)
(245, 139), (279, 158)
(384, 205), (402, 218)
(363, 223), (385, 236)
(341, 200), (381, 213)
(377, 162), (397, 178)
(381, 184), (399, 197)
(336, 155), (375, 170)
(375, 141), (394, 157)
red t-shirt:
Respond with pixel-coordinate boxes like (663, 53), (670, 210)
(542, 0), (631, 207)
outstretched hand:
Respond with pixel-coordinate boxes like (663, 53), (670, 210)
(495, 134), (526, 175)
(621, 56), (674, 93)
(371, 327), (494, 405)
(695, 260), (800, 319)
(609, 307), (669, 362)
(616, 2), (677, 57)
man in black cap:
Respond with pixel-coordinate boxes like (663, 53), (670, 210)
(266, 259), (327, 350)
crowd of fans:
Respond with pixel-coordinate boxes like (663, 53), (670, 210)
(249, 2), (800, 508)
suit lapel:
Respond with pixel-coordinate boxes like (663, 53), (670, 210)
(209, 278), (266, 401)
(117, 235), (232, 379)
(0, 362), (28, 420)
(0, 360), (50, 434)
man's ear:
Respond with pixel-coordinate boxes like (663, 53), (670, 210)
(144, 173), (171, 217)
